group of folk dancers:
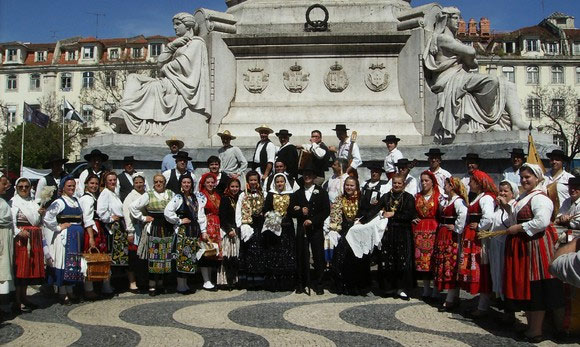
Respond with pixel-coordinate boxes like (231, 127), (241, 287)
(0, 124), (579, 343)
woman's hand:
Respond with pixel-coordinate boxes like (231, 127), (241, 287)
(382, 211), (395, 219)
(59, 223), (71, 231)
(89, 237), (96, 248)
(180, 218), (191, 225)
(507, 224), (522, 235)
(38, 207), (46, 216)
(200, 233), (209, 241)
(18, 229), (30, 238)
(228, 230), (236, 238)
(412, 218), (420, 225)
(111, 215), (120, 222)
(445, 224), (455, 232)
(302, 207), (309, 216)
(144, 216), (154, 223)
(127, 234), (135, 244)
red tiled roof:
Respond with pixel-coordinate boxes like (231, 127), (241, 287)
(563, 29), (580, 39)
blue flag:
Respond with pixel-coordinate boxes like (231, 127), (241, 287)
(23, 102), (50, 128)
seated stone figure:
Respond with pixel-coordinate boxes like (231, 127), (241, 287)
(423, 7), (527, 141)
(110, 12), (211, 135)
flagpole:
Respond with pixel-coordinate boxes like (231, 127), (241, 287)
(20, 120), (25, 177)
(62, 97), (65, 159)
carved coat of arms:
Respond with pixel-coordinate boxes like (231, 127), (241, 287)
(243, 67), (269, 93)
(283, 63), (310, 93)
(365, 63), (389, 92)
(324, 62), (348, 92)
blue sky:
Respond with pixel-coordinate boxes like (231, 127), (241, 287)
(0, 0), (578, 43)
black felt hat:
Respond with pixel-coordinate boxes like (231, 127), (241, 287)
(42, 156), (69, 169)
(332, 124), (349, 132)
(275, 129), (293, 137)
(367, 162), (385, 172)
(565, 176), (580, 187)
(123, 156), (135, 163)
(546, 149), (569, 161)
(382, 135), (401, 143)
(509, 148), (526, 157)
(395, 158), (411, 168)
(425, 148), (445, 157)
(84, 149), (109, 162)
(173, 151), (192, 161)
(462, 153), (481, 161)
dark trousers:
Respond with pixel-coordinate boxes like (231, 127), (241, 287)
(296, 227), (324, 289)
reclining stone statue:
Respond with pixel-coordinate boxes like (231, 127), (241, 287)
(423, 7), (527, 141)
(110, 12), (211, 135)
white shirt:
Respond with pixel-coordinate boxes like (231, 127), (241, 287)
(130, 190), (173, 223)
(304, 184), (316, 201)
(511, 190), (553, 237)
(253, 141), (276, 175)
(502, 167), (521, 187)
(544, 170), (574, 209)
(440, 195), (468, 234)
(34, 175), (60, 204)
(76, 169), (120, 198)
(43, 195), (81, 233)
(325, 173), (349, 204)
(383, 148), (403, 173)
(362, 180), (390, 204)
(558, 196), (580, 230)
(96, 188), (124, 224)
(123, 190), (145, 233)
(301, 142), (327, 159)
(337, 138), (362, 169)
(430, 167), (451, 196)
(78, 193), (97, 229)
(461, 174), (471, 194)
(218, 146), (248, 177)
(385, 175), (419, 197)
(161, 153), (193, 172)
(162, 169), (197, 191)
(470, 193), (495, 231)
(163, 193), (207, 232)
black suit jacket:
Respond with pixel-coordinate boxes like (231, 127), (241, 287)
(290, 185), (330, 230)
(276, 144), (299, 179)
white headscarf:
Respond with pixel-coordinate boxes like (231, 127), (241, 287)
(269, 173), (293, 194)
(520, 163), (544, 183)
(11, 177), (41, 225)
(132, 171), (146, 181)
(499, 180), (519, 200)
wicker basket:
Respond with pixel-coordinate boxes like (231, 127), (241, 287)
(83, 247), (112, 282)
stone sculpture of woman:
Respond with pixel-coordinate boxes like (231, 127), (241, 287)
(423, 7), (527, 141)
(110, 12), (211, 135)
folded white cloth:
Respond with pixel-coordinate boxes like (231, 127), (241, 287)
(241, 224), (254, 242)
(325, 230), (341, 250)
(262, 211), (283, 236)
(345, 213), (388, 258)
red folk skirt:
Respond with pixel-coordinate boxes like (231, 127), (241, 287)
(458, 225), (492, 295)
(83, 220), (108, 253)
(504, 225), (558, 301)
(14, 225), (45, 280)
(206, 214), (223, 260)
(432, 225), (460, 291)
(412, 218), (438, 275)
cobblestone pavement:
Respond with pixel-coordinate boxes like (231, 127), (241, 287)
(1, 286), (578, 346)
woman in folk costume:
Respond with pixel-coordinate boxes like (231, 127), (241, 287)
(504, 163), (564, 342)
(432, 177), (468, 312)
(79, 174), (108, 299)
(330, 176), (368, 295)
(236, 170), (266, 287)
(11, 178), (44, 313)
(0, 175), (14, 319)
(164, 174), (206, 294)
(459, 169), (496, 318)
(43, 176), (85, 305)
(97, 171), (129, 297)
(413, 170), (443, 300)
(262, 173), (296, 291)
(488, 180), (518, 323)
(197, 172), (222, 291)
(130, 173), (174, 296)
(122, 172), (147, 293)
(217, 178), (241, 289)
(376, 174), (417, 300)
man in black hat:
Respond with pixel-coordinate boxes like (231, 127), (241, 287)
(297, 130), (331, 186)
(118, 156), (147, 202)
(460, 153), (481, 199)
(35, 156), (69, 207)
(328, 124), (361, 176)
(385, 158), (419, 196)
(252, 124), (276, 181)
(162, 137), (193, 172)
(382, 135), (403, 180)
(275, 129), (299, 180)
(360, 163), (389, 218)
(290, 164), (330, 295)
(502, 148), (526, 187)
(77, 149), (112, 197)
(163, 151), (195, 195)
(555, 177), (580, 230)
(545, 149), (574, 209)
(425, 148), (451, 194)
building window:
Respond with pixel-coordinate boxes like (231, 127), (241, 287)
(502, 66), (515, 83)
(109, 48), (119, 60)
(526, 66), (539, 84)
(7, 74), (17, 90)
(6, 105), (17, 124)
(526, 39), (539, 52)
(61, 72), (72, 91)
(576, 67), (580, 84)
(527, 98), (540, 119)
(132, 47), (142, 59)
(574, 42), (580, 55)
(504, 42), (515, 54)
(551, 99), (565, 118)
(83, 46), (94, 59)
(6, 49), (17, 62)
(35, 51), (46, 62)
(149, 43), (162, 57)
(66, 51), (75, 61)
(553, 134), (566, 150)
(82, 71), (94, 89)
(546, 42), (559, 55)
(82, 105), (93, 122)
(577, 99), (580, 119)
(30, 73), (41, 90)
(551, 66), (564, 84)
(105, 71), (116, 88)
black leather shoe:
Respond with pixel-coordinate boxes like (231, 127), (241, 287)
(295, 287), (305, 294)
(148, 289), (157, 297)
(314, 288), (324, 295)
